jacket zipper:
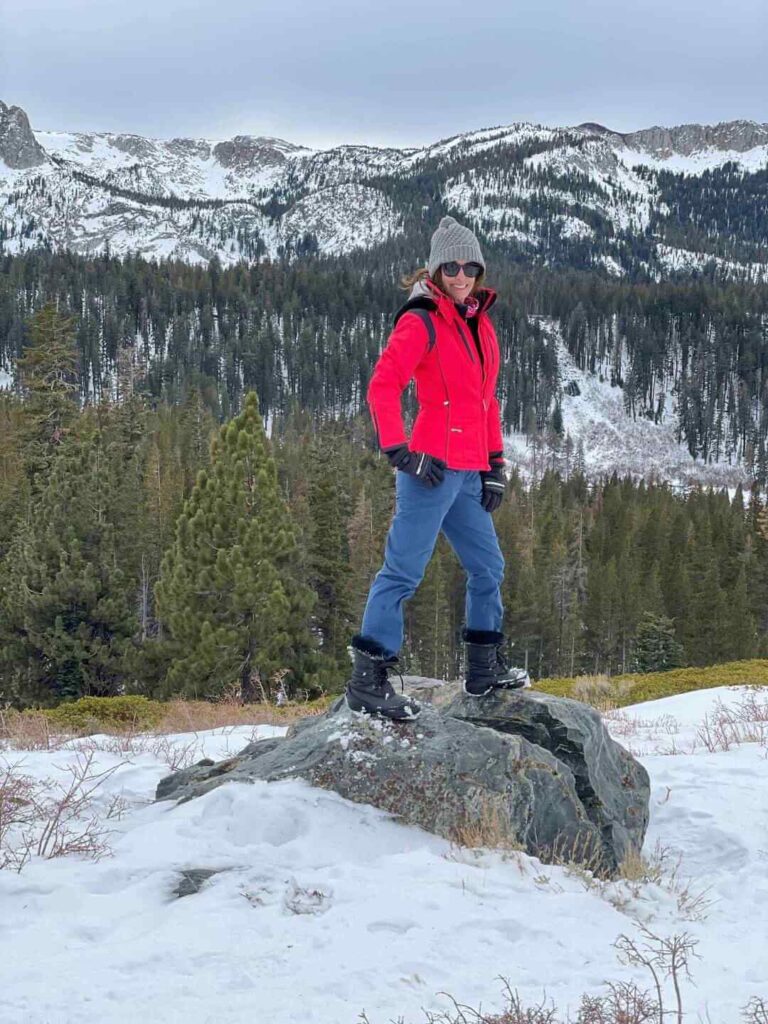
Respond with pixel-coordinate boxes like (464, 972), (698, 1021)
(454, 316), (476, 363)
(434, 344), (451, 464)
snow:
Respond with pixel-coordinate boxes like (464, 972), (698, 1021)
(1, 687), (767, 1023)
(656, 243), (768, 282)
(279, 183), (402, 256)
(622, 143), (768, 174)
(402, 122), (563, 166)
(504, 319), (750, 489)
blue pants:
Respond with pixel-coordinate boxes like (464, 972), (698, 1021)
(360, 470), (505, 656)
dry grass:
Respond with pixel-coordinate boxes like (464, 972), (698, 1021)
(536, 659), (768, 708)
(539, 839), (714, 926)
(0, 708), (65, 751)
(155, 693), (334, 733)
(0, 693), (335, 753)
(447, 800), (525, 859)
(571, 675), (634, 711)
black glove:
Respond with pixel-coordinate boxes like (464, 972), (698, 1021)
(480, 452), (506, 513)
(384, 445), (446, 487)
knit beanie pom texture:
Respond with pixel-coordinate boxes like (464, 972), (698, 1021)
(428, 216), (485, 277)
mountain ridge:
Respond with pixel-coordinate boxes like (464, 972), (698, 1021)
(2, 100), (767, 279)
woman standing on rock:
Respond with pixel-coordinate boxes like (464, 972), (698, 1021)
(346, 216), (530, 721)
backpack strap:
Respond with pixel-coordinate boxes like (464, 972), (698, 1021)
(404, 308), (437, 353)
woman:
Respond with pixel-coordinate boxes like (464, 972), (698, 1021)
(346, 216), (530, 721)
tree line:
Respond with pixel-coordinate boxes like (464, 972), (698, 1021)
(1, 304), (767, 708)
(2, 250), (768, 480)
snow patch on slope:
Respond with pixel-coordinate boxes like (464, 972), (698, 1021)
(622, 143), (768, 174)
(656, 243), (768, 282)
(505, 319), (749, 488)
(280, 183), (401, 255)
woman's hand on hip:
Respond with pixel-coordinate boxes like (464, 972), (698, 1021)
(384, 445), (447, 487)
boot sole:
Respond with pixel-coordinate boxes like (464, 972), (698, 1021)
(462, 681), (494, 697)
(463, 680), (530, 697)
(346, 696), (421, 722)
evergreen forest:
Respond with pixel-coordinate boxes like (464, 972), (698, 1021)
(1, 250), (768, 706)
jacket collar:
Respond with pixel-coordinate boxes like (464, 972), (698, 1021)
(394, 278), (497, 325)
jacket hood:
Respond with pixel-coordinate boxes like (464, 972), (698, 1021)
(393, 279), (497, 326)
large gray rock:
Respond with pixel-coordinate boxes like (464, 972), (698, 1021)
(156, 693), (649, 877)
(212, 135), (298, 170)
(0, 101), (47, 169)
(447, 691), (650, 870)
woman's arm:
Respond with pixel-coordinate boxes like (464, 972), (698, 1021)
(366, 313), (431, 450)
(486, 393), (504, 457)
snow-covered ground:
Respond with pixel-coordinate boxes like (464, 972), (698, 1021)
(1, 687), (767, 1023)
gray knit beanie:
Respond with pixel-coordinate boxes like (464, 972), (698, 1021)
(427, 216), (485, 277)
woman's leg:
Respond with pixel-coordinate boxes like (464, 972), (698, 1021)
(360, 470), (463, 655)
(440, 471), (505, 632)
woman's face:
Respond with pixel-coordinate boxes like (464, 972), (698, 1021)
(439, 261), (481, 303)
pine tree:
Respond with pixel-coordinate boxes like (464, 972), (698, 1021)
(305, 440), (354, 666)
(15, 303), (80, 485)
(0, 429), (136, 705)
(154, 391), (323, 701)
(0, 395), (28, 558)
(631, 612), (684, 672)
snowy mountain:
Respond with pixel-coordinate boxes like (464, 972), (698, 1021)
(2, 100), (767, 278)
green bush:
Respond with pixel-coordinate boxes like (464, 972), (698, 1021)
(42, 695), (165, 734)
(533, 659), (768, 707)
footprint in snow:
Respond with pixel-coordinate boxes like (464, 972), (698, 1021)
(367, 919), (419, 935)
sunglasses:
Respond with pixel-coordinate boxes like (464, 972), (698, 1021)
(440, 261), (483, 279)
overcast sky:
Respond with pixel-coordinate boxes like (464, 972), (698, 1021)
(1, 0), (766, 149)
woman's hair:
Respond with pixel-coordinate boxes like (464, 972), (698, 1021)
(400, 265), (486, 295)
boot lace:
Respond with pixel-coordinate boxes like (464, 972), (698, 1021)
(494, 641), (510, 672)
(374, 659), (405, 695)
(387, 662), (406, 694)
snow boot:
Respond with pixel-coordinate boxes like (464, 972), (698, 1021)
(345, 635), (421, 721)
(462, 628), (531, 697)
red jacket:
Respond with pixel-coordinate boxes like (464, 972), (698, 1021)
(367, 281), (504, 471)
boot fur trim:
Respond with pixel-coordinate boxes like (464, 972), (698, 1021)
(350, 634), (395, 660)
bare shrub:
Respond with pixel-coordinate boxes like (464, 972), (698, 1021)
(423, 982), (559, 1023)
(0, 762), (38, 869)
(743, 997), (768, 1023)
(602, 709), (641, 739)
(144, 735), (204, 771)
(73, 731), (204, 771)
(575, 981), (658, 1023)
(696, 691), (768, 753)
(367, 928), (702, 1024)
(0, 751), (121, 871)
(615, 928), (699, 1024)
